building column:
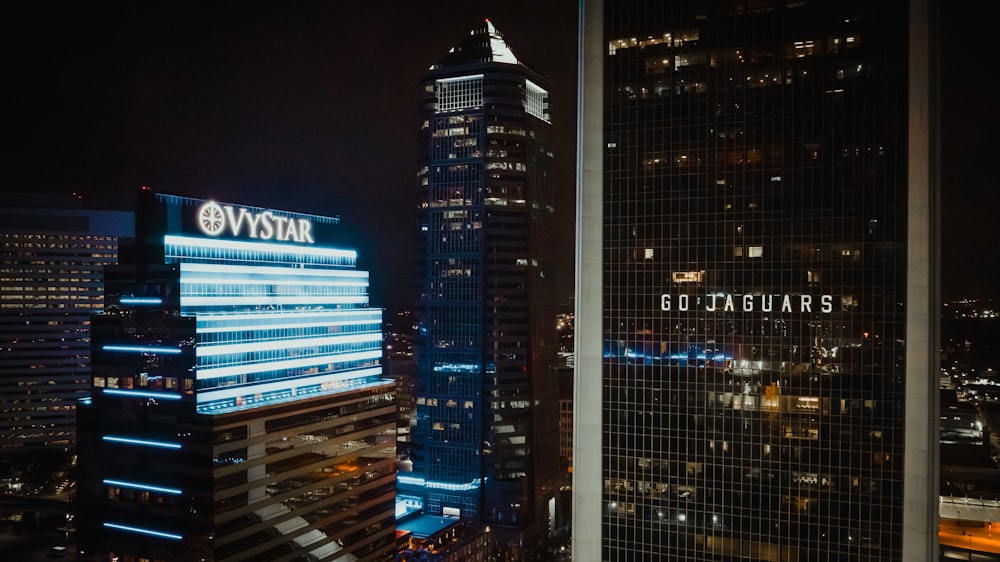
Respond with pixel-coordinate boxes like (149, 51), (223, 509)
(573, 0), (604, 560)
(902, 0), (940, 560)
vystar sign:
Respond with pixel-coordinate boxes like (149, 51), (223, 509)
(661, 293), (836, 313)
(197, 201), (314, 243)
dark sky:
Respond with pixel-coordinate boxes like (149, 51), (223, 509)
(4, 1), (995, 308)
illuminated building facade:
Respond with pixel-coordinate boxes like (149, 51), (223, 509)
(77, 191), (396, 562)
(574, 1), (939, 561)
(0, 194), (133, 452)
(404, 20), (559, 549)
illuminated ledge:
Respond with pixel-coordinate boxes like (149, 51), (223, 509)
(197, 376), (390, 415)
(102, 344), (182, 355)
(164, 234), (357, 260)
(103, 522), (182, 541)
(196, 349), (381, 379)
(102, 388), (182, 400)
(102, 435), (181, 450)
(103, 479), (182, 495)
(119, 296), (163, 305)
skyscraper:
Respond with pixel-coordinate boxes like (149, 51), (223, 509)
(77, 191), (397, 562)
(574, 1), (939, 561)
(401, 19), (560, 551)
(0, 194), (133, 453)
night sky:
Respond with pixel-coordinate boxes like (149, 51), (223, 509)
(4, 1), (996, 308)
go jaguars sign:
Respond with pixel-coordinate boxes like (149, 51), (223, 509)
(196, 201), (315, 244)
(661, 293), (837, 313)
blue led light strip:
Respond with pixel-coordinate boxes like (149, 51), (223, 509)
(102, 345), (182, 355)
(197, 332), (381, 357)
(103, 479), (182, 495)
(164, 234), (357, 259)
(102, 436), (181, 450)
(182, 262), (368, 277)
(197, 349), (381, 379)
(103, 522), (182, 540)
(181, 295), (368, 307)
(102, 388), (183, 400)
(119, 296), (163, 305)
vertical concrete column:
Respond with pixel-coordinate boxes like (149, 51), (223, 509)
(902, 0), (940, 559)
(247, 420), (267, 503)
(573, 0), (604, 560)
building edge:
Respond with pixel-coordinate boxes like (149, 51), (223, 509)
(572, 0), (603, 560)
(902, 0), (941, 560)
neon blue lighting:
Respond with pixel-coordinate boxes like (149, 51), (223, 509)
(197, 332), (381, 357)
(103, 479), (182, 495)
(102, 345), (183, 355)
(102, 436), (181, 450)
(102, 388), (183, 400)
(119, 296), (163, 305)
(103, 522), (182, 540)
(397, 474), (482, 491)
(164, 234), (357, 260)
(197, 349), (381, 379)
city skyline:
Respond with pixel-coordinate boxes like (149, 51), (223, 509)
(4, 1), (995, 307)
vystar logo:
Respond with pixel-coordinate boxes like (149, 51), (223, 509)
(197, 201), (315, 243)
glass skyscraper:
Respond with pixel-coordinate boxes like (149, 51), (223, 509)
(574, 1), (939, 561)
(402, 20), (560, 552)
(0, 194), (133, 453)
(77, 191), (397, 562)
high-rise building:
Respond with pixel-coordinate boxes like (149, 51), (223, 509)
(77, 191), (397, 562)
(401, 19), (560, 551)
(0, 194), (133, 453)
(574, 1), (939, 561)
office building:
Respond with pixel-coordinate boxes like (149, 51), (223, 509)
(574, 1), (939, 561)
(402, 19), (560, 551)
(0, 194), (133, 452)
(77, 191), (396, 562)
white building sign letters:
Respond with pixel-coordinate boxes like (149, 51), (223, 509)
(197, 201), (314, 244)
(661, 293), (836, 313)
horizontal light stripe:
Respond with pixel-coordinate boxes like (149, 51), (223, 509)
(102, 345), (183, 355)
(197, 332), (381, 357)
(103, 389), (183, 400)
(102, 436), (181, 450)
(181, 262), (368, 277)
(437, 73), (484, 83)
(103, 522), (182, 540)
(197, 349), (381, 379)
(119, 297), (163, 305)
(197, 367), (383, 402)
(197, 309), (380, 323)
(103, 479), (182, 495)
(182, 277), (368, 287)
(181, 296), (368, 306)
(165, 235), (356, 259)
(198, 319), (377, 334)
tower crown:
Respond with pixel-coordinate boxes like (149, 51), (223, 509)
(429, 19), (520, 70)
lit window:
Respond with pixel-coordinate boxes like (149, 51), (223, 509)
(436, 75), (484, 113)
(524, 79), (550, 122)
(672, 271), (703, 283)
(748, 246), (763, 258)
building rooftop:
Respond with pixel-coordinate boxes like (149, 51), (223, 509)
(396, 515), (458, 539)
(430, 19), (520, 70)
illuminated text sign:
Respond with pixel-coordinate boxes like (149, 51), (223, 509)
(197, 201), (314, 244)
(661, 294), (836, 313)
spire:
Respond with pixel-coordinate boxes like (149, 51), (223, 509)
(429, 18), (521, 70)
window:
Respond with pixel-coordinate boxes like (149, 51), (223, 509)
(524, 79), (550, 122)
(436, 75), (484, 113)
(748, 246), (764, 258)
